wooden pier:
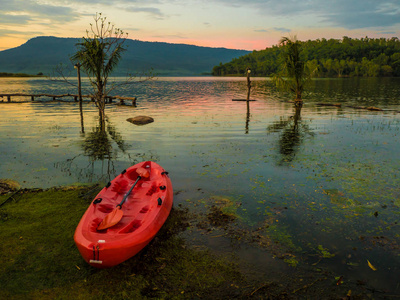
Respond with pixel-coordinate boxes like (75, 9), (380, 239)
(0, 93), (137, 105)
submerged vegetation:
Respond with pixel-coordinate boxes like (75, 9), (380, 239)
(212, 36), (400, 77)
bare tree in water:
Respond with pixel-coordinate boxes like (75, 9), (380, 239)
(71, 13), (127, 130)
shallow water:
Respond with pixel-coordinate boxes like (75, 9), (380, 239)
(1, 76), (400, 295)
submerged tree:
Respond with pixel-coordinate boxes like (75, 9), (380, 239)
(273, 36), (318, 107)
(71, 13), (127, 130)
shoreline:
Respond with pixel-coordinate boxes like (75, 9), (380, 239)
(0, 184), (385, 299)
(0, 72), (44, 78)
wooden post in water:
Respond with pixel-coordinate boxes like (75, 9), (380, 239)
(246, 67), (251, 132)
(75, 63), (85, 134)
(246, 67), (251, 101)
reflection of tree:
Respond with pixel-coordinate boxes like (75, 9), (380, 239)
(245, 101), (250, 134)
(82, 116), (127, 161)
(54, 116), (159, 183)
(106, 120), (127, 153)
(83, 126), (113, 161)
(267, 107), (314, 164)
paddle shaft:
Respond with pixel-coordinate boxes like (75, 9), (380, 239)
(117, 176), (141, 208)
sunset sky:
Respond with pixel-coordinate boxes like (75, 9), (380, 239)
(0, 0), (399, 51)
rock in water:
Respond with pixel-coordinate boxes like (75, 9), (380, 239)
(127, 116), (154, 125)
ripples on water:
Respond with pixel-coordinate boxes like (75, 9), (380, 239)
(1, 76), (400, 294)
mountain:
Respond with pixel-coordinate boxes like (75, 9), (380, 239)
(0, 36), (250, 76)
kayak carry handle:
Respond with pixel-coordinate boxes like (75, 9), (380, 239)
(93, 198), (103, 204)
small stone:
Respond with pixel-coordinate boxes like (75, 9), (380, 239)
(127, 116), (154, 125)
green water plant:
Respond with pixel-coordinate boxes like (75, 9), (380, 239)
(284, 256), (299, 267)
(317, 245), (335, 258)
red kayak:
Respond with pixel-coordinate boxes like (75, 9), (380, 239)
(74, 161), (173, 268)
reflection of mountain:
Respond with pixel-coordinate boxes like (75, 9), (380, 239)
(267, 107), (314, 163)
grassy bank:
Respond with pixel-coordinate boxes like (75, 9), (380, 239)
(0, 186), (245, 299)
(0, 186), (379, 299)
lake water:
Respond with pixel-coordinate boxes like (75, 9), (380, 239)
(1, 76), (400, 296)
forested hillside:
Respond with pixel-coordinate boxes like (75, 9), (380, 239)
(212, 37), (400, 77)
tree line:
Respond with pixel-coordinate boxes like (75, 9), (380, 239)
(212, 37), (400, 77)
(0, 72), (43, 77)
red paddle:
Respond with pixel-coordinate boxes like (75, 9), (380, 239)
(97, 167), (149, 230)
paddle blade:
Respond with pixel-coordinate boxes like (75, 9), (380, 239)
(136, 167), (150, 178)
(97, 207), (123, 230)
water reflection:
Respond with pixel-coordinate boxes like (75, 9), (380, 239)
(245, 101), (250, 134)
(309, 77), (400, 106)
(54, 119), (118, 183)
(54, 117), (142, 183)
(83, 126), (112, 160)
(83, 117), (127, 160)
(2, 77), (400, 294)
(267, 107), (314, 163)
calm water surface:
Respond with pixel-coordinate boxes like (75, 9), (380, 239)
(1, 76), (400, 295)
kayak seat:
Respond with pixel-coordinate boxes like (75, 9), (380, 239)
(90, 217), (104, 232)
(140, 205), (149, 213)
(111, 179), (129, 195)
(97, 204), (114, 214)
(146, 184), (158, 196)
(119, 219), (142, 233)
(126, 167), (151, 182)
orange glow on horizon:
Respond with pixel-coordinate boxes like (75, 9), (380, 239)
(0, 37), (26, 51)
(140, 37), (275, 51)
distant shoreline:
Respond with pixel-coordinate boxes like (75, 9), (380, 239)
(0, 72), (44, 78)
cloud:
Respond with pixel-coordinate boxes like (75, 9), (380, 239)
(254, 27), (290, 34)
(0, 0), (79, 24)
(0, 28), (41, 38)
(214, 0), (400, 29)
(273, 27), (291, 33)
(125, 6), (166, 19)
(152, 34), (188, 40)
(379, 31), (397, 35)
(124, 27), (141, 32)
(0, 13), (32, 25)
(324, 11), (400, 29)
(320, 1), (400, 29)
